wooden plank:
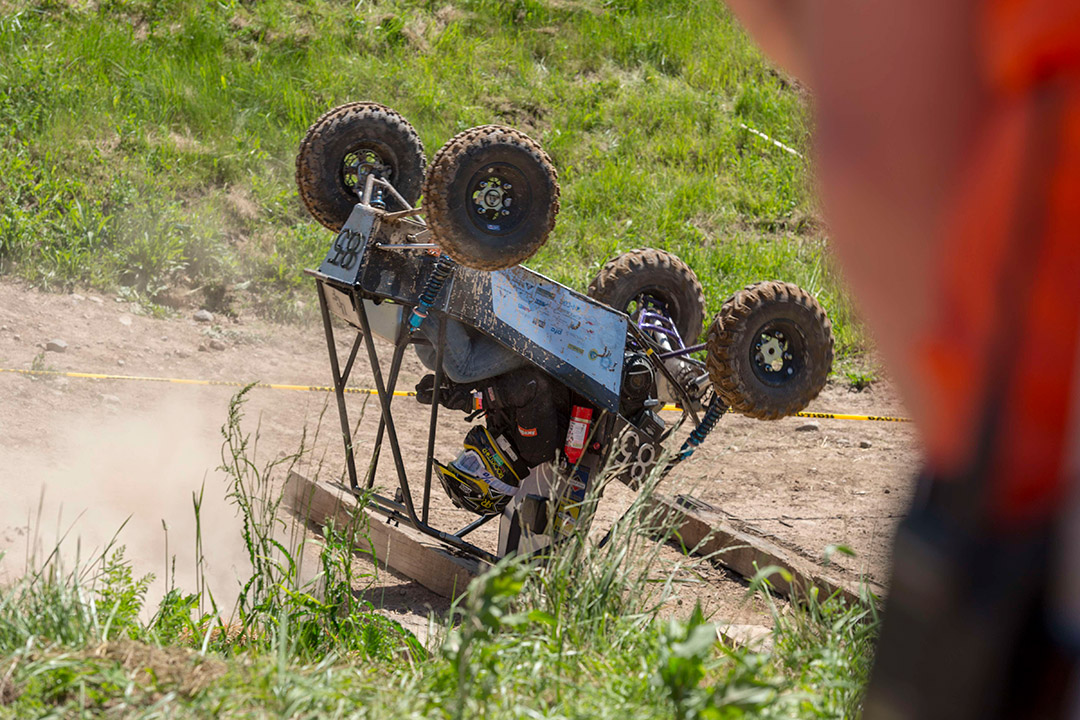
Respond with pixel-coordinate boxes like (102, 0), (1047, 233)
(283, 472), (880, 605)
(648, 494), (884, 606)
(284, 471), (486, 599)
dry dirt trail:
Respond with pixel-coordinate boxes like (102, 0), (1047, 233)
(0, 278), (922, 635)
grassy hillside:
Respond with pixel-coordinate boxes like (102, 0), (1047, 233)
(0, 0), (863, 353)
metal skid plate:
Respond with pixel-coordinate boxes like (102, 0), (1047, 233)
(445, 268), (627, 413)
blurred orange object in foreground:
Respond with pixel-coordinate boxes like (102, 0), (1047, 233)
(722, 0), (1080, 717)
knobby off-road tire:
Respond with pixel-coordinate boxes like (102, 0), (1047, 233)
(296, 102), (426, 231)
(706, 281), (833, 420)
(587, 248), (706, 343)
(422, 125), (559, 270)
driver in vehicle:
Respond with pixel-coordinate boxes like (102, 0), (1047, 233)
(413, 318), (571, 548)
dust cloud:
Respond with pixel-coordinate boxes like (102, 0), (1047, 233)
(0, 394), (266, 615)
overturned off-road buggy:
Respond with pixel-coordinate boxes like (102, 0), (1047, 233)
(299, 102), (834, 561)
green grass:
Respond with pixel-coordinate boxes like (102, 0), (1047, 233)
(0, 388), (877, 718)
(0, 0), (862, 353)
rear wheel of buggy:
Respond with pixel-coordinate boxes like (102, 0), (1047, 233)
(296, 102), (427, 231)
(422, 125), (559, 270)
(587, 248), (706, 344)
(706, 281), (833, 420)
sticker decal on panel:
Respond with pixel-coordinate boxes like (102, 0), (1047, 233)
(490, 268), (625, 393)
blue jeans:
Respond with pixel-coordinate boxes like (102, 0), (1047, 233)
(415, 317), (527, 384)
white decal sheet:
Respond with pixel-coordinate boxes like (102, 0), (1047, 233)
(490, 268), (625, 395)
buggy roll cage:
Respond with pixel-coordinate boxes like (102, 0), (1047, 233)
(306, 176), (702, 563)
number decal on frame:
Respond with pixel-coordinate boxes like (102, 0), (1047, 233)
(327, 229), (364, 270)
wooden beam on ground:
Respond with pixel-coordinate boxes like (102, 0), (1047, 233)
(648, 494), (884, 606)
(284, 471), (486, 599)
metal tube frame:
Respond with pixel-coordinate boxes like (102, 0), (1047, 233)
(316, 276), (499, 563)
(316, 280), (701, 563)
(659, 343), (706, 360)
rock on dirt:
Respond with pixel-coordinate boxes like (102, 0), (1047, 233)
(795, 422), (820, 432)
(860, 440), (873, 449)
(194, 310), (213, 323)
(45, 339), (68, 353)
(718, 624), (773, 652)
(209, 339), (226, 351)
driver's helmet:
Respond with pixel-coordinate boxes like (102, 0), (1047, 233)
(435, 425), (527, 516)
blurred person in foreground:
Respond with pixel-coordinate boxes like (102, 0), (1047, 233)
(720, 0), (1080, 717)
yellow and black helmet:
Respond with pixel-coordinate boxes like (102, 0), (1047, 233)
(435, 425), (527, 516)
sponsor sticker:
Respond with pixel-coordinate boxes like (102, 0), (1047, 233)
(451, 449), (495, 482)
(495, 434), (520, 461)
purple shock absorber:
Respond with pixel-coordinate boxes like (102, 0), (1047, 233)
(636, 308), (706, 359)
(637, 309), (685, 349)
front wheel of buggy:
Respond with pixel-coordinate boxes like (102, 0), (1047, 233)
(706, 281), (834, 420)
(296, 102), (427, 231)
(422, 125), (559, 270)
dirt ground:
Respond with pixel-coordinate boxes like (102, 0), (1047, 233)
(661, 380), (918, 589)
(0, 278), (921, 637)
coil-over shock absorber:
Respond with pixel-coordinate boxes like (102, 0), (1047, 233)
(408, 253), (456, 330)
(678, 395), (726, 460)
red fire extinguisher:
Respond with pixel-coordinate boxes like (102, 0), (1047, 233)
(564, 405), (593, 465)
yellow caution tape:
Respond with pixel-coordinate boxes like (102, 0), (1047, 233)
(0, 367), (416, 398)
(648, 405), (911, 423)
(658, 404), (911, 423)
(0, 367), (911, 423)
(786, 410), (912, 423)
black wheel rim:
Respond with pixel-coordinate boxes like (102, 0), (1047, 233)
(625, 290), (671, 318)
(749, 319), (805, 387)
(466, 162), (531, 235)
(340, 142), (396, 197)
